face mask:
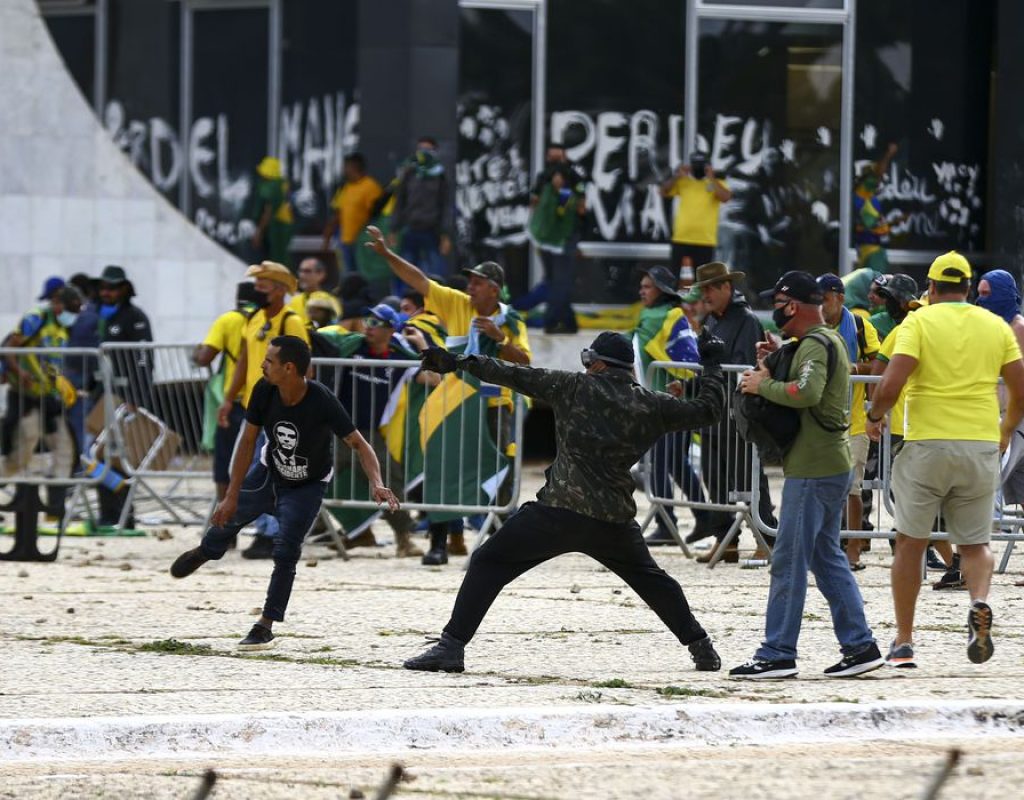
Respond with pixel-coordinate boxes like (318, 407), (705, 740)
(253, 290), (272, 309)
(885, 296), (905, 322)
(771, 305), (792, 331)
(99, 304), (119, 320)
(57, 310), (79, 328)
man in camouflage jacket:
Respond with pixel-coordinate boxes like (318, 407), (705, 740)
(403, 329), (728, 674)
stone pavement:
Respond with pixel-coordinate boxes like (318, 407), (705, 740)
(2, 464), (1024, 797)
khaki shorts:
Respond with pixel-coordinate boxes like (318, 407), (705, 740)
(848, 433), (870, 497)
(891, 440), (1000, 545)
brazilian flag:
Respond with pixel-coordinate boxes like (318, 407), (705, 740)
(418, 371), (509, 523)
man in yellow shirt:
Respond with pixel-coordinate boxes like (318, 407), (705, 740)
(193, 282), (259, 501)
(366, 224), (530, 563)
(660, 152), (732, 284)
(218, 261), (310, 559)
(868, 251), (1024, 669)
(323, 153), (383, 275)
(288, 257), (341, 323)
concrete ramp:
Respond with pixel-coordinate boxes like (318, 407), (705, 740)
(0, 0), (243, 341)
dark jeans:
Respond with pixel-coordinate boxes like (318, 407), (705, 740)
(701, 420), (775, 535)
(340, 243), (359, 275)
(200, 460), (326, 621)
(213, 402), (245, 485)
(443, 502), (707, 645)
(399, 229), (446, 276)
(539, 248), (577, 332)
(651, 430), (706, 529)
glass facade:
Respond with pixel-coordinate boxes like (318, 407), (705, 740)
(698, 20), (844, 288)
(456, 6), (535, 298)
(853, 0), (993, 261)
(39, 0), (1000, 304)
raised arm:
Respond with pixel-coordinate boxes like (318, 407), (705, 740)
(364, 225), (430, 295)
(420, 348), (567, 404)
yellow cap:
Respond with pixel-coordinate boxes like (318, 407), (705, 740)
(256, 156), (283, 179)
(908, 291), (929, 310)
(927, 251), (971, 283)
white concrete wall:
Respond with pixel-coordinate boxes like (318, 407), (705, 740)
(0, 0), (244, 343)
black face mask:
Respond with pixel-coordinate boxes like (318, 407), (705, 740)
(885, 296), (905, 322)
(253, 290), (272, 309)
(772, 305), (792, 331)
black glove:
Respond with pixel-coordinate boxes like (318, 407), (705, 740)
(420, 346), (459, 374)
(697, 329), (727, 367)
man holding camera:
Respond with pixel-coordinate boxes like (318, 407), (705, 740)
(661, 151), (732, 284)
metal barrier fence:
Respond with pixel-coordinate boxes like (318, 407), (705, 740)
(311, 357), (525, 546)
(645, 360), (1024, 572)
(1, 344), (527, 559)
(0, 346), (115, 559)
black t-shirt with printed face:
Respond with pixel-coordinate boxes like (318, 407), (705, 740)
(246, 379), (356, 485)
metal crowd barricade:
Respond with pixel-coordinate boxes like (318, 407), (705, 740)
(641, 361), (773, 567)
(311, 356), (524, 550)
(0, 346), (114, 560)
(90, 342), (215, 530)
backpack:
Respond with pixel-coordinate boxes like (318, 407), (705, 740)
(733, 332), (847, 466)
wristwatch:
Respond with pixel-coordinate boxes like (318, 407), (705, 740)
(866, 409), (883, 423)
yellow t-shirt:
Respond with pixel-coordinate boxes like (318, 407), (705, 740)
(240, 306), (310, 407)
(330, 175), (384, 244)
(666, 176), (728, 246)
(877, 328), (907, 436)
(848, 316), (880, 437)
(425, 280), (531, 407)
(893, 303), (1021, 442)
(287, 290), (342, 322)
(202, 309), (248, 397)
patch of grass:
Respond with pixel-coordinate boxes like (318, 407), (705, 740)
(592, 678), (633, 689)
(138, 639), (215, 656)
(657, 685), (726, 698)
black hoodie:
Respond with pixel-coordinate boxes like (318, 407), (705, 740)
(705, 290), (764, 367)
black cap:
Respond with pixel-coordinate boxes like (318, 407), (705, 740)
(640, 265), (681, 299)
(876, 273), (919, 305)
(461, 261), (505, 287)
(759, 270), (823, 305)
(589, 331), (634, 368)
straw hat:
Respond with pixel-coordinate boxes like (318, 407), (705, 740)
(245, 261), (297, 294)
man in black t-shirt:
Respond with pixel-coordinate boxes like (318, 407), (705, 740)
(171, 336), (399, 650)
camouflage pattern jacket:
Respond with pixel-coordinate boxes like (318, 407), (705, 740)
(459, 357), (725, 523)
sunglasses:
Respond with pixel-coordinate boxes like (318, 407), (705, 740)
(255, 320), (273, 341)
(365, 317), (391, 329)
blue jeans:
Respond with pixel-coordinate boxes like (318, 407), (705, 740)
(399, 229), (446, 279)
(200, 460), (326, 621)
(340, 243), (359, 275)
(250, 432), (279, 538)
(756, 471), (875, 661)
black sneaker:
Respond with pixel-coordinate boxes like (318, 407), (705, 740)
(932, 568), (966, 591)
(728, 658), (798, 680)
(403, 633), (465, 672)
(687, 636), (721, 672)
(967, 601), (994, 664)
(824, 643), (885, 678)
(170, 547), (209, 578)
(421, 546), (449, 566)
(241, 535), (275, 560)
(238, 623), (275, 651)
(926, 547), (947, 571)
(645, 526), (678, 546)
